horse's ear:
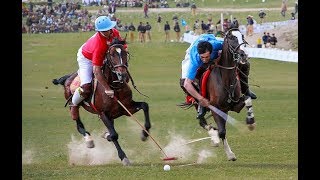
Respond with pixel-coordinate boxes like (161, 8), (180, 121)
(111, 37), (126, 46)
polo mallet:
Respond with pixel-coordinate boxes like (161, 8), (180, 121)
(181, 136), (211, 146)
(207, 105), (244, 129)
(116, 98), (177, 161)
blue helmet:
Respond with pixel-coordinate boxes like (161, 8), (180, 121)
(95, 16), (116, 32)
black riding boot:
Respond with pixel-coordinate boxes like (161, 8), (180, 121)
(196, 105), (207, 119)
(239, 62), (257, 99)
(70, 83), (92, 120)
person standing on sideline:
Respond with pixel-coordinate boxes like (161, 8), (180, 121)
(262, 32), (268, 48)
(137, 21), (146, 43)
(281, 0), (287, 17)
(173, 21), (181, 42)
(269, 33), (278, 48)
(191, 2), (196, 16)
(157, 14), (162, 32)
(164, 21), (171, 42)
(144, 3), (149, 18)
(145, 22), (152, 42)
(246, 15), (254, 36)
(128, 22), (136, 43)
(26, 14), (33, 34)
(70, 16), (128, 120)
(258, 10), (266, 23)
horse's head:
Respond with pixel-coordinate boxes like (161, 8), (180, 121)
(223, 28), (249, 65)
(104, 43), (129, 85)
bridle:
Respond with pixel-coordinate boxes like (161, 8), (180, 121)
(104, 44), (129, 87)
(215, 28), (249, 103)
(224, 28), (249, 66)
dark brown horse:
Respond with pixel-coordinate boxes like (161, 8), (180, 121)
(52, 43), (151, 166)
(195, 28), (256, 161)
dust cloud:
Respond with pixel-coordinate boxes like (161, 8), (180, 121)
(22, 149), (34, 164)
(68, 132), (118, 165)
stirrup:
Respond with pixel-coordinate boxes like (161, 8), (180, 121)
(196, 106), (207, 119)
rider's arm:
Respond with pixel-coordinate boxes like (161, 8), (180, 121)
(93, 65), (114, 97)
(184, 78), (210, 107)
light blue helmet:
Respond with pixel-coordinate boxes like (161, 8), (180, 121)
(95, 16), (116, 31)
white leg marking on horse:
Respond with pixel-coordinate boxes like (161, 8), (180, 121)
(245, 97), (252, 106)
(208, 128), (220, 147)
(84, 133), (95, 148)
(101, 129), (110, 139)
(223, 139), (236, 161)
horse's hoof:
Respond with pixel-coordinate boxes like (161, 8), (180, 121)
(84, 134), (95, 148)
(208, 128), (220, 146)
(140, 131), (148, 141)
(227, 153), (237, 161)
(101, 130), (110, 139)
(86, 140), (95, 148)
(246, 117), (255, 125)
(122, 157), (131, 166)
(247, 123), (256, 131)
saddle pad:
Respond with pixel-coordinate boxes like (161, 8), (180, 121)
(70, 75), (81, 94)
(200, 69), (211, 98)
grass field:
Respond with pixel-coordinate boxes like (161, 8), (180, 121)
(22, 2), (298, 179)
(22, 31), (297, 179)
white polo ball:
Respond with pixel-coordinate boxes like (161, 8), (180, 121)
(163, 164), (170, 171)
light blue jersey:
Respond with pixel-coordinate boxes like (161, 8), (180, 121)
(185, 34), (223, 80)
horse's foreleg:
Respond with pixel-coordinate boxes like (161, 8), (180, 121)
(223, 138), (236, 161)
(75, 118), (95, 148)
(200, 115), (220, 147)
(212, 114), (226, 139)
(100, 113), (130, 166)
(213, 114), (236, 161)
(133, 102), (151, 141)
(245, 97), (256, 131)
(198, 116), (208, 129)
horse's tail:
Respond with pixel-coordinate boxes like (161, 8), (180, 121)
(52, 74), (72, 85)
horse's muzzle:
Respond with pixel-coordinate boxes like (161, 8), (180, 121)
(239, 51), (248, 64)
(114, 71), (128, 83)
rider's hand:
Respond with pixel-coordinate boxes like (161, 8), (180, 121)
(105, 89), (114, 98)
(198, 97), (210, 107)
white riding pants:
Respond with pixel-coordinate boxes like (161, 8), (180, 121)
(77, 44), (93, 86)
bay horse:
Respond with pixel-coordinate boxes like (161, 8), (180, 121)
(52, 43), (151, 166)
(194, 28), (256, 161)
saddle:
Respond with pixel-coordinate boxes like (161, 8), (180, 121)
(69, 75), (98, 111)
